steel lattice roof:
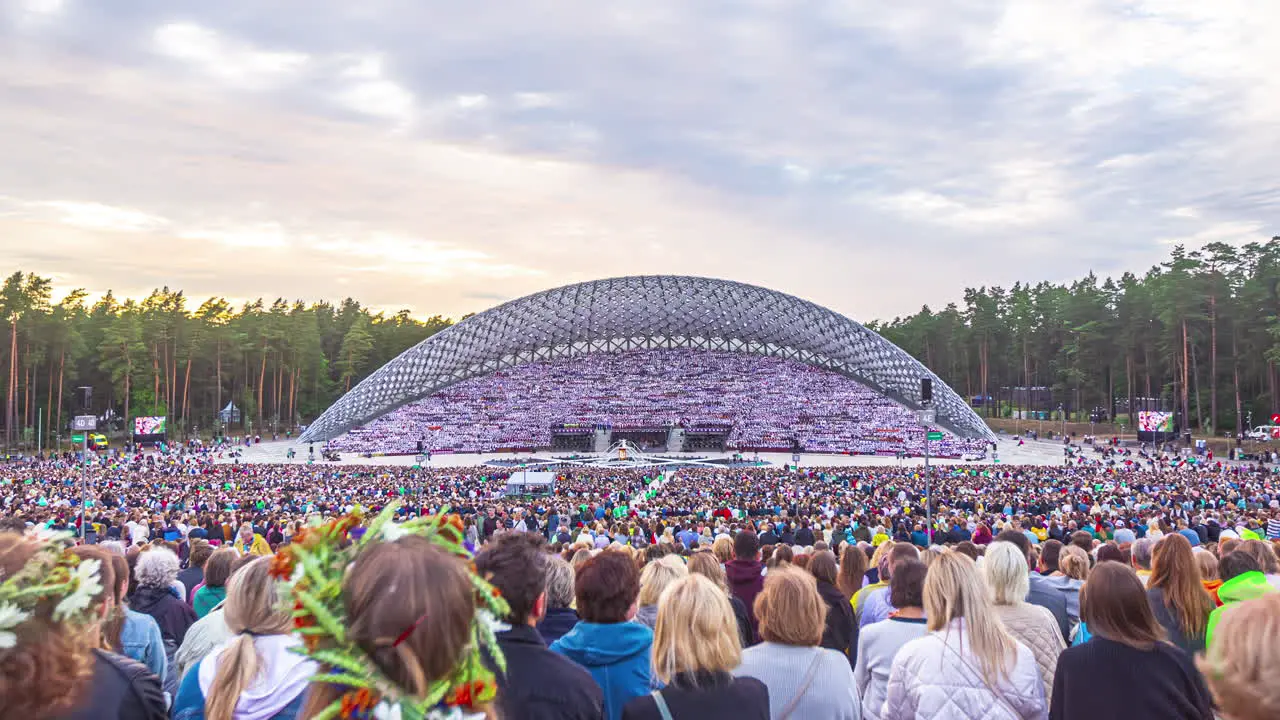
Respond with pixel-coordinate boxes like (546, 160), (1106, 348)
(300, 276), (993, 442)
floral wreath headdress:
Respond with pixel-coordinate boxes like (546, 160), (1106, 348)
(0, 530), (105, 649)
(270, 502), (509, 720)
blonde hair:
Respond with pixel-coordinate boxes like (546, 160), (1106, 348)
(1059, 546), (1090, 580)
(712, 536), (734, 563)
(638, 555), (689, 606)
(651, 575), (742, 685)
(984, 542), (1030, 605)
(206, 557), (293, 720)
(925, 552), (1019, 686)
(754, 565), (826, 646)
(687, 551), (729, 592)
(1198, 593), (1280, 720)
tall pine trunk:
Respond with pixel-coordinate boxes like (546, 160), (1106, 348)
(1209, 294), (1217, 433)
(55, 349), (64, 451)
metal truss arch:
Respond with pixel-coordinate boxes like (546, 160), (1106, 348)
(300, 276), (993, 442)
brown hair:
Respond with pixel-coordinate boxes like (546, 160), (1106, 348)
(474, 532), (549, 625)
(203, 548), (238, 588)
(687, 551), (728, 592)
(807, 550), (839, 588)
(1196, 550), (1219, 582)
(188, 539), (214, 569)
(102, 553), (130, 651)
(1198, 593), (1280, 720)
(69, 546), (116, 650)
(301, 535), (479, 718)
(576, 550), (641, 623)
(1240, 539), (1280, 575)
(754, 566), (826, 646)
(1080, 561), (1166, 650)
(1149, 534), (1214, 641)
(889, 559), (927, 609)
(711, 536), (734, 563)
(837, 544), (867, 598)
(0, 534), (95, 720)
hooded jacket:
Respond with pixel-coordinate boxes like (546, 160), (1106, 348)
(551, 621), (654, 720)
(131, 584), (197, 649)
(537, 606), (581, 646)
(1207, 570), (1277, 647)
(724, 559), (765, 642)
(171, 634), (317, 720)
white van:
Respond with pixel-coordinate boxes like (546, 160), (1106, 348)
(1247, 425), (1280, 441)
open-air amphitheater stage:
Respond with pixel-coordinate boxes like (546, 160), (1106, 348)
(223, 435), (1066, 468)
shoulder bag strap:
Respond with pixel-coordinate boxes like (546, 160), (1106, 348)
(650, 690), (675, 720)
(778, 650), (824, 720)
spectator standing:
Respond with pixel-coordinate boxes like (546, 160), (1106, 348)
(724, 531), (765, 644)
(178, 540), (212, 604)
(984, 542), (1067, 702)
(854, 560), (928, 720)
(131, 547), (197, 697)
(193, 549), (236, 619)
(734, 566), (860, 720)
(536, 555), (581, 646)
(1050, 562), (1213, 720)
(552, 550), (655, 720)
(100, 552), (167, 686)
(475, 532), (605, 720)
(1146, 533), (1215, 655)
(882, 552), (1045, 720)
(688, 550), (752, 649)
(1206, 551), (1277, 647)
(808, 549), (857, 665)
(1198, 593), (1280, 720)
(995, 531), (1070, 641)
(623, 575), (769, 720)
(636, 556), (689, 629)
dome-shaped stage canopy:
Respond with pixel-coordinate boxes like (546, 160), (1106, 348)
(300, 275), (993, 443)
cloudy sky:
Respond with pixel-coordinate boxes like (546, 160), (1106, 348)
(1, 0), (1277, 322)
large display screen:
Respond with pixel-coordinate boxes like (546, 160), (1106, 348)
(134, 416), (167, 436)
(1138, 411), (1175, 433)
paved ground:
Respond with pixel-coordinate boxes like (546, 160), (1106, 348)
(225, 434), (1067, 468)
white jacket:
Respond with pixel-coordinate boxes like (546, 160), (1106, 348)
(882, 619), (1047, 720)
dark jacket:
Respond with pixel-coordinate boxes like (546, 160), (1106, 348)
(538, 606), (581, 646)
(816, 579), (857, 666)
(1147, 586), (1207, 656)
(492, 624), (604, 720)
(1026, 572), (1071, 642)
(795, 527), (815, 546)
(130, 584), (197, 648)
(729, 594), (752, 650)
(724, 559), (765, 643)
(175, 566), (204, 604)
(1050, 636), (1213, 720)
(54, 649), (167, 720)
(622, 671), (769, 720)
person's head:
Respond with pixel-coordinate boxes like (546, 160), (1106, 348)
(753, 565), (825, 647)
(924, 551), (1018, 685)
(1198, 593), (1280, 720)
(837, 543), (868, 598)
(889, 559), (927, 610)
(576, 550), (641, 624)
(1080, 561), (1165, 650)
(807, 549), (839, 588)
(237, 523), (254, 542)
(543, 555), (576, 610)
(188, 539), (214, 569)
(1240, 540), (1280, 575)
(1149, 533), (1214, 640)
(1059, 545), (1090, 580)
(203, 548), (238, 589)
(1219, 551), (1262, 583)
(638, 555), (689, 608)
(1096, 543), (1127, 565)
(884, 542), (920, 582)
(0, 533), (107, 718)
(734, 531), (760, 561)
(650, 574), (741, 685)
(1196, 550), (1220, 582)
(768, 544), (793, 568)
(134, 546), (180, 590)
(687, 551), (728, 590)
(1131, 538), (1154, 571)
(711, 535), (734, 563)
(474, 532), (549, 625)
(207, 557), (292, 720)
(985, 541), (1031, 606)
(303, 534), (479, 717)
(993, 530), (1032, 568)
(1039, 540), (1063, 573)
(1069, 530), (1094, 554)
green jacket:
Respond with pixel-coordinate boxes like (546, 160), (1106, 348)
(1206, 571), (1276, 647)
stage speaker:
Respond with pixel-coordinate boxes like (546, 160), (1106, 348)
(921, 378), (933, 404)
(417, 440), (424, 453)
(77, 386), (92, 412)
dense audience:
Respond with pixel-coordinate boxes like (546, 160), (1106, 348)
(3, 446), (1280, 719)
(329, 350), (987, 457)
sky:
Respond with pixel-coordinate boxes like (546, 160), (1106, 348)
(1, 0), (1277, 323)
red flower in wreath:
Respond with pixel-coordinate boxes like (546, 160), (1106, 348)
(268, 550), (296, 580)
(339, 688), (379, 718)
(445, 679), (489, 708)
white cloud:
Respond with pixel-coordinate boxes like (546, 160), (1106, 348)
(332, 53), (415, 126)
(1160, 220), (1265, 247)
(153, 22), (309, 90)
(37, 201), (169, 232)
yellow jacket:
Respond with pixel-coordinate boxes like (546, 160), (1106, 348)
(236, 533), (272, 556)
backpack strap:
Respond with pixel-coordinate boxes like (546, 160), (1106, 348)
(650, 690), (675, 720)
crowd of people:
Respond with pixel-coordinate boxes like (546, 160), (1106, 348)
(329, 350), (988, 457)
(3, 443), (1280, 718)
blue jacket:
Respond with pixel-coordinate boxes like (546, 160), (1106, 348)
(120, 609), (167, 685)
(551, 621), (654, 720)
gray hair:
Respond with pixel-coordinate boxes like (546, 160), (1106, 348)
(1131, 538), (1154, 570)
(984, 541), (1031, 605)
(99, 540), (127, 556)
(544, 555), (575, 609)
(135, 547), (181, 588)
